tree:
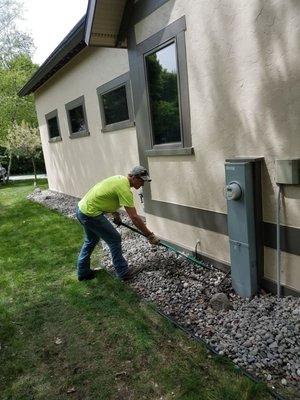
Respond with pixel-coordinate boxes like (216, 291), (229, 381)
(0, 54), (38, 179)
(0, 0), (34, 67)
(0, 0), (37, 180)
(0, 55), (37, 137)
(6, 121), (42, 185)
(146, 53), (180, 144)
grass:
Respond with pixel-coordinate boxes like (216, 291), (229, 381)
(0, 180), (273, 400)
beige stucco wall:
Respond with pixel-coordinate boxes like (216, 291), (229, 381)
(146, 213), (230, 267)
(35, 47), (143, 213)
(34, 0), (299, 291)
(135, 0), (300, 290)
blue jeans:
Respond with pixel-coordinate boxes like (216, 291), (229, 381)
(76, 207), (128, 279)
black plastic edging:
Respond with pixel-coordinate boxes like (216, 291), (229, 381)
(152, 306), (288, 400)
(103, 266), (287, 400)
(117, 223), (288, 399)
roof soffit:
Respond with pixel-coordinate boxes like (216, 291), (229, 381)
(85, 0), (128, 48)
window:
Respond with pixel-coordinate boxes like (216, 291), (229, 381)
(137, 16), (193, 156)
(97, 72), (134, 132)
(45, 109), (62, 142)
(65, 96), (89, 138)
(145, 42), (181, 145)
(102, 86), (129, 124)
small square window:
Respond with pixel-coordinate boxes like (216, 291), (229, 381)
(65, 96), (89, 139)
(69, 105), (87, 133)
(97, 72), (134, 132)
(102, 85), (129, 125)
(45, 109), (62, 142)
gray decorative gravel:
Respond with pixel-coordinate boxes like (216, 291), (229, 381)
(28, 188), (300, 398)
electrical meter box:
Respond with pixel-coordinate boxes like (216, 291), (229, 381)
(225, 161), (258, 298)
(276, 159), (300, 184)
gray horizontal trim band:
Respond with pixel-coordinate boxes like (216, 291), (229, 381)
(146, 200), (300, 256)
(132, 0), (170, 24)
(145, 147), (194, 157)
(261, 278), (299, 297)
(146, 200), (228, 235)
(264, 222), (300, 256)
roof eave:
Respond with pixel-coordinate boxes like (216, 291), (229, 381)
(19, 16), (86, 96)
(85, 0), (129, 48)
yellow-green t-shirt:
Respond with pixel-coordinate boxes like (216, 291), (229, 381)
(78, 175), (134, 216)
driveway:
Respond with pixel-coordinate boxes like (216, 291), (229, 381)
(9, 174), (47, 180)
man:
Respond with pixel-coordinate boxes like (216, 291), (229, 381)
(76, 166), (160, 281)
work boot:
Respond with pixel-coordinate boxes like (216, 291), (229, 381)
(78, 270), (96, 281)
(121, 270), (134, 282)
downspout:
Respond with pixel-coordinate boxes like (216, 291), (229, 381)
(276, 184), (282, 298)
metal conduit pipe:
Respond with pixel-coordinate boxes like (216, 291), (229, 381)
(276, 185), (282, 298)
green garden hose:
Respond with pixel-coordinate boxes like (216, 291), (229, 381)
(119, 221), (213, 271)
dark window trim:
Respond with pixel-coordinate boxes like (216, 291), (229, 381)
(145, 147), (194, 157)
(45, 109), (62, 143)
(97, 72), (135, 132)
(143, 38), (182, 148)
(65, 95), (89, 138)
(132, 0), (170, 25)
(137, 16), (192, 152)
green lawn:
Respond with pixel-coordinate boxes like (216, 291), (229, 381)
(0, 180), (272, 400)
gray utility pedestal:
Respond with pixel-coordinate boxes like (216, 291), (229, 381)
(225, 159), (263, 298)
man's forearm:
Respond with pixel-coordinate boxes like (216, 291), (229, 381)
(130, 215), (152, 237)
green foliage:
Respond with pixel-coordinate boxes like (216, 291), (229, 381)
(146, 52), (181, 144)
(0, 0), (38, 166)
(0, 0), (34, 67)
(0, 54), (38, 146)
(6, 120), (41, 158)
(5, 121), (42, 183)
(0, 145), (45, 174)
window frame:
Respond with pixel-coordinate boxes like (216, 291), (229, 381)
(65, 95), (90, 139)
(137, 16), (193, 156)
(144, 38), (182, 149)
(97, 72), (134, 132)
(45, 109), (62, 142)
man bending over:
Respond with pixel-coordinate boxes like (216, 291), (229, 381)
(76, 166), (160, 281)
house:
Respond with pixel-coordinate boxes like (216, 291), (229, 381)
(20, 0), (300, 296)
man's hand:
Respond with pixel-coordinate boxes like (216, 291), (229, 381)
(147, 232), (160, 245)
(113, 212), (122, 226)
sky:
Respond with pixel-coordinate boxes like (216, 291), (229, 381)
(18, 0), (88, 65)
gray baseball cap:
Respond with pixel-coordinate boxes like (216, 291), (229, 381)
(130, 165), (151, 181)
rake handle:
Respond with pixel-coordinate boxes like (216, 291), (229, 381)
(119, 221), (147, 237)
